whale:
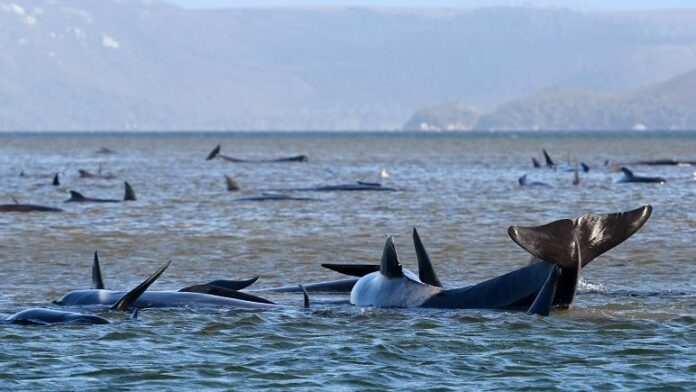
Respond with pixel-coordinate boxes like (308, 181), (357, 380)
(206, 144), (308, 163)
(614, 167), (666, 184)
(4, 260), (170, 325)
(56, 257), (307, 310)
(518, 174), (551, 187)
(268, 181), (397, 192)
(538, 149), (590, 172)
(0, 202), (63, 212)
(324, 206), (651, 315)
(233, 193), (320, 202)
(88, 251), (267, 303)
(66, 181), (136, 202)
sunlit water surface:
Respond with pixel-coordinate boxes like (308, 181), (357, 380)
(0, 131), (694, 390)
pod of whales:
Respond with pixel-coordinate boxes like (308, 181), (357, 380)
(321, 205), (651, 315)
(206, 144), (308, 163)
(66, 181), (136, 202)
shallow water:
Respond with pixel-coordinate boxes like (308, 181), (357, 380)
(0, 131), (694, 390)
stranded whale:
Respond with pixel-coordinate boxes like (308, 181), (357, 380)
(614, 167), (666, 184)
(325, 206), (651, 315)
(66, 181), (136, 202)
(206, 144), (308, 163)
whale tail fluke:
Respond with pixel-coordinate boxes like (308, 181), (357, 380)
(412, 228), (443, 287)
(111, 260), (171, 311)
(508, 205), (652, 308)
(92, 251), (105, 290)
(508, 205), (651, 271)
(124, 182), (136, 201)
(206, 144), (221, 160)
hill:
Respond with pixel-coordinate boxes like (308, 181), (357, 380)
(2, 1), (696, 130)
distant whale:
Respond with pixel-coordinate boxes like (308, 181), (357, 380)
(538, 149), (590, 172)
(66, 181), (136, 202)
(0, 202), (63, 213)
(326, 206), (651, 315)
(78, 165), (116, 179)
(233, 193), (320, 202)
(614, 167), (666, 184)
(4, 259), (170, 325)
(206, 144), (308, 163)
(269, 181), (397, 192)
(518, 174), (551, 187)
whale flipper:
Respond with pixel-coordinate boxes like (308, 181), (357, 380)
(124, 182), (136, 201)
(203, 277), (259, 291)
(412, 228), (442, 287)
(320, 264), (379, 277)
(526, 264), (560, 316)
(179, 284), (275, 304)
(111, 260), (171, 311)
(206, 144), (221, 160)
(92, 251), (105, 290)
(380, 236), (403, 278)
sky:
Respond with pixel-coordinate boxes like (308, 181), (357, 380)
(166, 0), (696, 10)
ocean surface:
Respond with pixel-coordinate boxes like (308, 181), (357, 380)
(0, 131), (694, 390)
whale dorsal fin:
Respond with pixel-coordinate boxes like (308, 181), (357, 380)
(224, 175), (240, 192)
(532, 157), (541, 168)
(52, 173), (60, 186)
(518, 174), (528, 186)
(206, 144), (221, 160)
(92, 251), (105, 290)
(321, 264), (379, 277)
(412, 228), (442, 287)
(380, 236), (403, 278)
(620, 167), (635, 179)
(124, 182), (136, 201)
(68, 190), (86, 202)
(111, 260), (171, 311)
(543, 149), (555, 167)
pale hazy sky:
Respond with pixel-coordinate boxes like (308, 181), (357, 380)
(165, 0), (696, 10)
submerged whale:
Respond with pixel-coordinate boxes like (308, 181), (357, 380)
(269, 181), (397, 192)
(4, 260), (170, 325)
(66, 181), (136, 202)
(614, 167), (666, 184)
(206, 144), (308, 163)
(0, 201), (62, 213)
(325, 206), (651, 315)
(518, 174), (551, 187)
